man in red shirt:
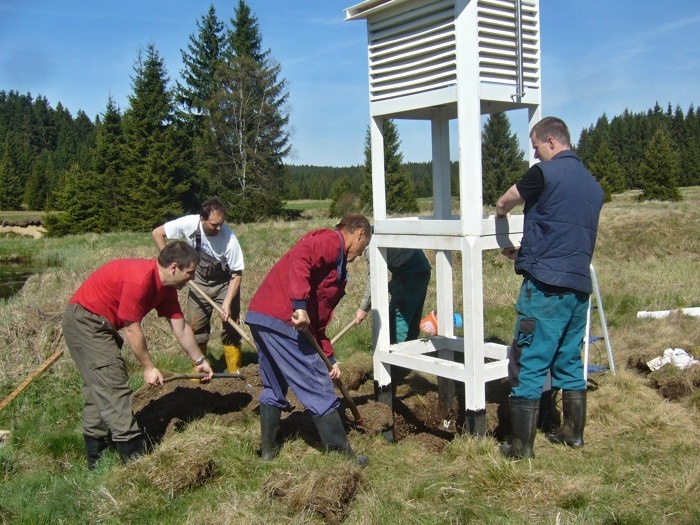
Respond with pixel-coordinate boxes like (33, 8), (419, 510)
(246, 214), (371, 466)
(62, 241), (213, 469)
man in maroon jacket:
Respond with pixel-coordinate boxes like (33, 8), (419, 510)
(246, 214), (371, 466)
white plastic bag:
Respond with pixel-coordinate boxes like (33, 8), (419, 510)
(647, 348), (699, 371)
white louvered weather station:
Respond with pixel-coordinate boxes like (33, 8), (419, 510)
(345, 0), (541, 435)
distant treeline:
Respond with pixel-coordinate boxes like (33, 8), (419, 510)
(284, 162), (458, 201)
(0, 90), (697, 214)
(0, 91), (96, 212)
(577, 102), (700, 191)
(0, 90), (452, 212)
(262, 102), (700, 203)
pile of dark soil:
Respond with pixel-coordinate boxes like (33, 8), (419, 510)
(132, 362), (509, 451)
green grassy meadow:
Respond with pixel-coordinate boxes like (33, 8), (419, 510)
(0, 190), (699, 524)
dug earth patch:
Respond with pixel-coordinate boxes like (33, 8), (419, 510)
(132, 362), (508, 451)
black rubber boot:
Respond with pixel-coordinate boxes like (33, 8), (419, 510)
(538, 388), (559, 434)
(547, 390), (586, 448)
(313, 409), (369, 468)
(114, 436), (146, 463)
(500, 397), (539, 459)
(260, 403), (281, 461)
(84, 434), (109, 470)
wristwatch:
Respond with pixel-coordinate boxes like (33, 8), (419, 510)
(193, 356), (206, 366)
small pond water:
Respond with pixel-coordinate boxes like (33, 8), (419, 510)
(0, 260), (39, 300)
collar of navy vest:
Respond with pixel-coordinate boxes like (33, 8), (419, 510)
(551, 150), (580, 161)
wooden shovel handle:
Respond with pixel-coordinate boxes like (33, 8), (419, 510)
(331, 319), (357, 345)
(0, 349), (64, 412)
(188, 281), (256, 350)
(299, 327), (363, 425)
(162, 372), (242, 383)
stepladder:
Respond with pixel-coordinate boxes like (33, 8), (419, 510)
(584, 263), (615, 381)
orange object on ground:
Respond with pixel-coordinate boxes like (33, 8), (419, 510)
(419, 311), (438, 336)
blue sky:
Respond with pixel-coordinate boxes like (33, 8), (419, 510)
(1, 1), (698, 167)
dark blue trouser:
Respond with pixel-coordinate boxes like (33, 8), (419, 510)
(249, 323), (339, 417)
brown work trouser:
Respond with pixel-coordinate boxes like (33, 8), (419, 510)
(62, 304), (141, 442)
(186, 276), (241, 346)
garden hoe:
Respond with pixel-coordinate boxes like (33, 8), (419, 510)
(161, 370), (243, 383)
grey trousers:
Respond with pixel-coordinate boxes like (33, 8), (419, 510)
(62, 303), (141, 442)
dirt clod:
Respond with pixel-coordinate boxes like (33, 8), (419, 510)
(345, 399), (393, 434)
(263, 465), (363, 525)
(119, 432), (221, 497)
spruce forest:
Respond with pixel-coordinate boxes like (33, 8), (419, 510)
(0, 2), (698, 236)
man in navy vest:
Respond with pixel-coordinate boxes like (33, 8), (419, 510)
(495, 117), (604, 459)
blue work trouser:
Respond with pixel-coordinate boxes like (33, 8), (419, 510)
(508, 277), (589, 399)
(389, 268), (431, 343)
(249, 323), (339, 417)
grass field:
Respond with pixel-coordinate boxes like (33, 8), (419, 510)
(0, 188), (699, 524)
(284, 199), (331, 212)
(0, 210), (46, 224)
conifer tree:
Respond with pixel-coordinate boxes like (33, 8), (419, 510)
(481, 112), (524, 205)
(227, 0), (267, 63)
(637, 128), (682, 201)
(93, 96), (126, 230)
(46, 164), (108, 235)
(121, 44), (187, 230)
(0, 133), (25, 209)
(199, 0), (290, 222)
(678, 104), (700, 187)
(28, 96), (58, 155)
(329, 175), (357, 217)
(386, 170), (419, 214)
(359, 128), (374, 209)
(42, 102), (70, 174)
(177, 5), (225, 123)
(176, 5), (226, 207)
(23, 151), (52, 210)
(71, 110), (97, 171)
(585, 141), (624, 202)
(359, 120), (418, 214)
(577, 114), (609, 166)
